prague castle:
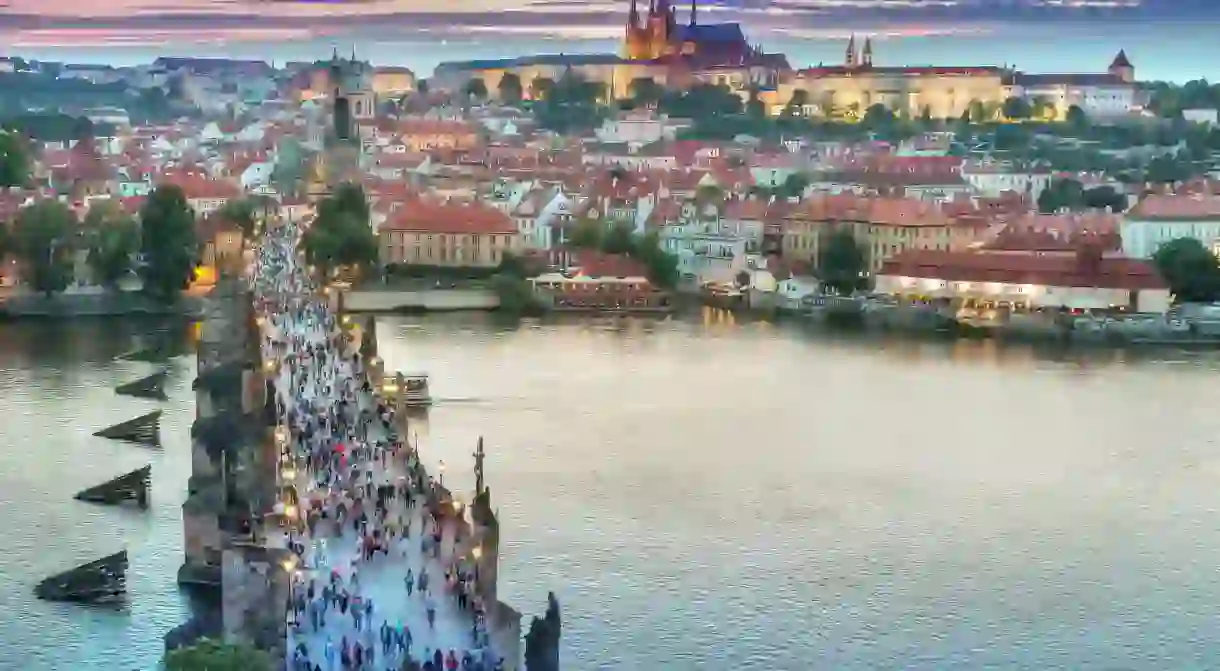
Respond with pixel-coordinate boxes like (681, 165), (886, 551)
(431, 0), (786, 101)
(432, 2), (1139, 120)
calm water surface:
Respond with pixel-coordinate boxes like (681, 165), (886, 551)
(2, 312), (1220, 670)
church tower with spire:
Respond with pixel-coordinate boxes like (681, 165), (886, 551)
(845, 34), (858, 68)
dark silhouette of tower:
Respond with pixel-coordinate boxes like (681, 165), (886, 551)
(330, 50), (352, 142)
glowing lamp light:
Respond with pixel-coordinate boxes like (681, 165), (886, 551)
(282, 468), (296, 480)
(341, 315), (351, 326)
(282, 556), (298, 573)
(371, 356), (382, 367)
(471, 546), (482, 560)
(382, 383), (399, 394)
(284, 505), (298, 519)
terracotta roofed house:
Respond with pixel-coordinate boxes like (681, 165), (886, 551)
(379, 199), (520, 268)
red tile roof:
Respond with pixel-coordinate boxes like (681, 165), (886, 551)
(880, 250), (1166, 290)
(380, 199), (515, 235)
(1128, 194), (1220, 220)
(571, 251), (649, 279)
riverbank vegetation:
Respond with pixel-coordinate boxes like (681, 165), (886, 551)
(164, 638), (273, 671)
(139, 185), (201, 302)
(1152, 237), (1220, 304)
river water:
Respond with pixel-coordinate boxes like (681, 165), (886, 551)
(3, 311), (1220, 670)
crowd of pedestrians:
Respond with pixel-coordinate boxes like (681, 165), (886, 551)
(251, 220), (502, 671)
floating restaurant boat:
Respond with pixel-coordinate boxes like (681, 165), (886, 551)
(383, 371), (432, 407)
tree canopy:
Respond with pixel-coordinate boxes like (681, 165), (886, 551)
(301, 182), (378, 278)
(84, 202), (140, 288)
(12, 200), (76, 296)
(1037, 178), (1127, 214)
(1152, 237), (1220, 304)
(816, 228), (867, 294)
(218, 198), (257, 238)
(464, 78), (488, 101)
(0, 130), (29, 188)
(139, 184), (199, 302)
(164, 638), (274, 671)
(498, 73), (523, 104)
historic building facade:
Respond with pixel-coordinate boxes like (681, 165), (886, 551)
(432, 2), (1137, 121)
(768, 39), (1137, 120)
(431, 0), (785, 101)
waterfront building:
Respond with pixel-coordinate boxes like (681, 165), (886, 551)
(1120, 193), (1220, 259)
(781, 194), (994, 274)
(378, 198), (521, 267)
(875, 247), (1171, 313)
(530, 251), (670, 310)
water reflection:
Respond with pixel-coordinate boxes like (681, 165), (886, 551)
(0, 319), (195, 671)
(374, 312), (1220, 671)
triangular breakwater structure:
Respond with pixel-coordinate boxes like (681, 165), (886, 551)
(93, 410), (162, 447)
(74, 465), (151, 509)
(115, 369), (169, 400)
(35, 550), (128, 603)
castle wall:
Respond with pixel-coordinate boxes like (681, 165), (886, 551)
(777, 72), (1007, 119)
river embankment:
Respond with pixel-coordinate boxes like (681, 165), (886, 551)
(0, 291), (203, 318)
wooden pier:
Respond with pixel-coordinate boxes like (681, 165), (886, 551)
(74, 465), (151, 509)
(35, 551), (128, 603)
(93, 410), (162, 447)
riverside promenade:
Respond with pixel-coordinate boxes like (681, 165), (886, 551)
(252, 221), (511, 671)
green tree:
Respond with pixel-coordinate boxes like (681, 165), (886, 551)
(13, 200), (76, 296)
(0, 130), (28, 188)
(0, 219), (11, 261)
(778, 172), (810, 199)
(498, 73), (524, 104)
(784, 89), (809, 117)
(816, 227), (867, 294)
(164, 638), (274, 671)
(568, 218), (602, 249)
(629, 77), (664, 107)
(529, 77), (555, 102)
(861, 103), (895, 129)
(1001, 96), (1033, 120)
(139, 184), (199, 302)
(302, 182), (378, 278)
(633, 230), (678, 289)
(464, 78), (488, 101)
(218, 198), (256, 238)
(417, 79), (429, 95)
(1152, 237), (1220, 303)
(1037, 178), (1086, 213)
(1145, 153), (1194, 184)
(1065, 104), (1088, 131)
(1082, 185), (1127, 212)
(600, 223), (635, 255)
(84, 202), (139, 288)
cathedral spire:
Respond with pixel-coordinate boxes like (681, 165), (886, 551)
(629, 0), (639, 24)
(689, 0), (697, 26)
(862, 36), (872, 67)
(846, 34), (857, 68)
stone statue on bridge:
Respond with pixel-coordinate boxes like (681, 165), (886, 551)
(524, 591), (562, 671)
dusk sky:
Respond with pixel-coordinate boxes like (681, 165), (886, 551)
(0, 0), (1216, 79)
